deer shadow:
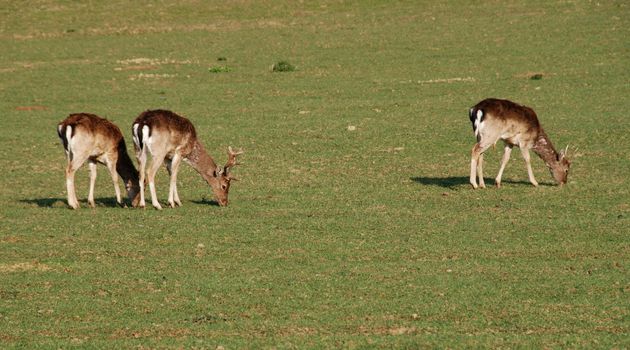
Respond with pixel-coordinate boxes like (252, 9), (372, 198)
(410, 176), (553, 189)
(190, 198), (221, 207)
(20, 197), (123, 208)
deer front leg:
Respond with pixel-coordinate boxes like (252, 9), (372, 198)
(105, 157), (123, 207)
(520, 148), (538, 187)
(495, 145), (513, 188)
(65, 152), (89, 209)
(87, 161), (97, 208)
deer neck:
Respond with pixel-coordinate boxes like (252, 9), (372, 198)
(532, 129), (561, 170)
(186, 140), (219, 183)
(115, 139), (140, 187)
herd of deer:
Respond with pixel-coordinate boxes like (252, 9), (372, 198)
(57, 98), (571, 209)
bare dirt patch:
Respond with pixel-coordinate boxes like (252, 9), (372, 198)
(15, 106), (48, 111)
(0, 261), (53, 273)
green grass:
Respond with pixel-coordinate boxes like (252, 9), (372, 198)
(1, 1), (629, 348)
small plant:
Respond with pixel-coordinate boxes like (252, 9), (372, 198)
(272, 61), (295, 72)
(208, 66), (231, 73)
(529, 73), (544, 80)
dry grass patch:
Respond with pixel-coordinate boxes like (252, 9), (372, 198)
(0, 261), (53, 273)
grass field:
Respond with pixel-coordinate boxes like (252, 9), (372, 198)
(1, 1), (629, 348)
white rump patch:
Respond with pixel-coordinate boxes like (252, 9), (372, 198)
(142, 125), (151, 151)
(132, 123), (140, 147)
(65, 126), (74, 151)
(474, 110), (484, 138)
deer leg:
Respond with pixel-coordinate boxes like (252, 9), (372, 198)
(147, 154), (165, 210)
(165, 154), (183, 208)
(65, 152), (89, 209)
(495, 145), (513, 188)
(477, 153), (486, 188)
(87, 161), (97, 208)
(470, 142), (492, 189)
(520, 148), (538, 187)
(470, 144), (481, 189)
(136, 146), (147, 208)
(104, 155), (123, 207)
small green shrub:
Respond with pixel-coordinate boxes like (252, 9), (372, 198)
(272, 60), (295, 72)
(208, 66), (231, 73)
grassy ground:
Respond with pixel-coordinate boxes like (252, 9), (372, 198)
(1, 1), (628, 348)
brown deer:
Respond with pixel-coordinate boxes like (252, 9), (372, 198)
(469, 98), (571, 189)
(131, 110), (243, 209)
(57, 113), (141, 209)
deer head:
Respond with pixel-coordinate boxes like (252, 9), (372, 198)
(551, 145), (571, 185)
(210, 146), (243, 206)
(127, 180), (141, 208)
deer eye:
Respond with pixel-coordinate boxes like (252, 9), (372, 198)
(221, 184), (227, 190)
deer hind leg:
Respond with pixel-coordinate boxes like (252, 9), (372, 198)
(520, 147), (538, 187)
(136, 145), (148, 208)
(477, 153), (486, 188)
(87, 161), (97, 208)
(165, 154), (183, 208)
(65, 151), (90, 209)
(470, 142), (493, 189)
(133, 124), (147, 208)
(146, 151), (166, 210)
(495, 145), (513, 188)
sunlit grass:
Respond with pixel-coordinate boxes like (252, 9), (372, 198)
(0, 1), (628, 348)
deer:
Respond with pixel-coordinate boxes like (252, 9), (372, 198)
(131, 109), (243, 209)
(57, 113), (141, 209)
(468, 98), (571, 189)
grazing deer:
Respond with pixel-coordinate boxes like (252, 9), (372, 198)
(57, 113), (141, 209)
(132, 109), (243, 209)
(469, 98), (570, 189)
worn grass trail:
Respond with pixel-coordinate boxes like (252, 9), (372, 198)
(1, 1), (628, 348)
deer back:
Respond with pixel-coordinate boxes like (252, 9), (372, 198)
(470, 98), (541, 146)
(58, 113), (125, 156)
(132, 110), (198, 156)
